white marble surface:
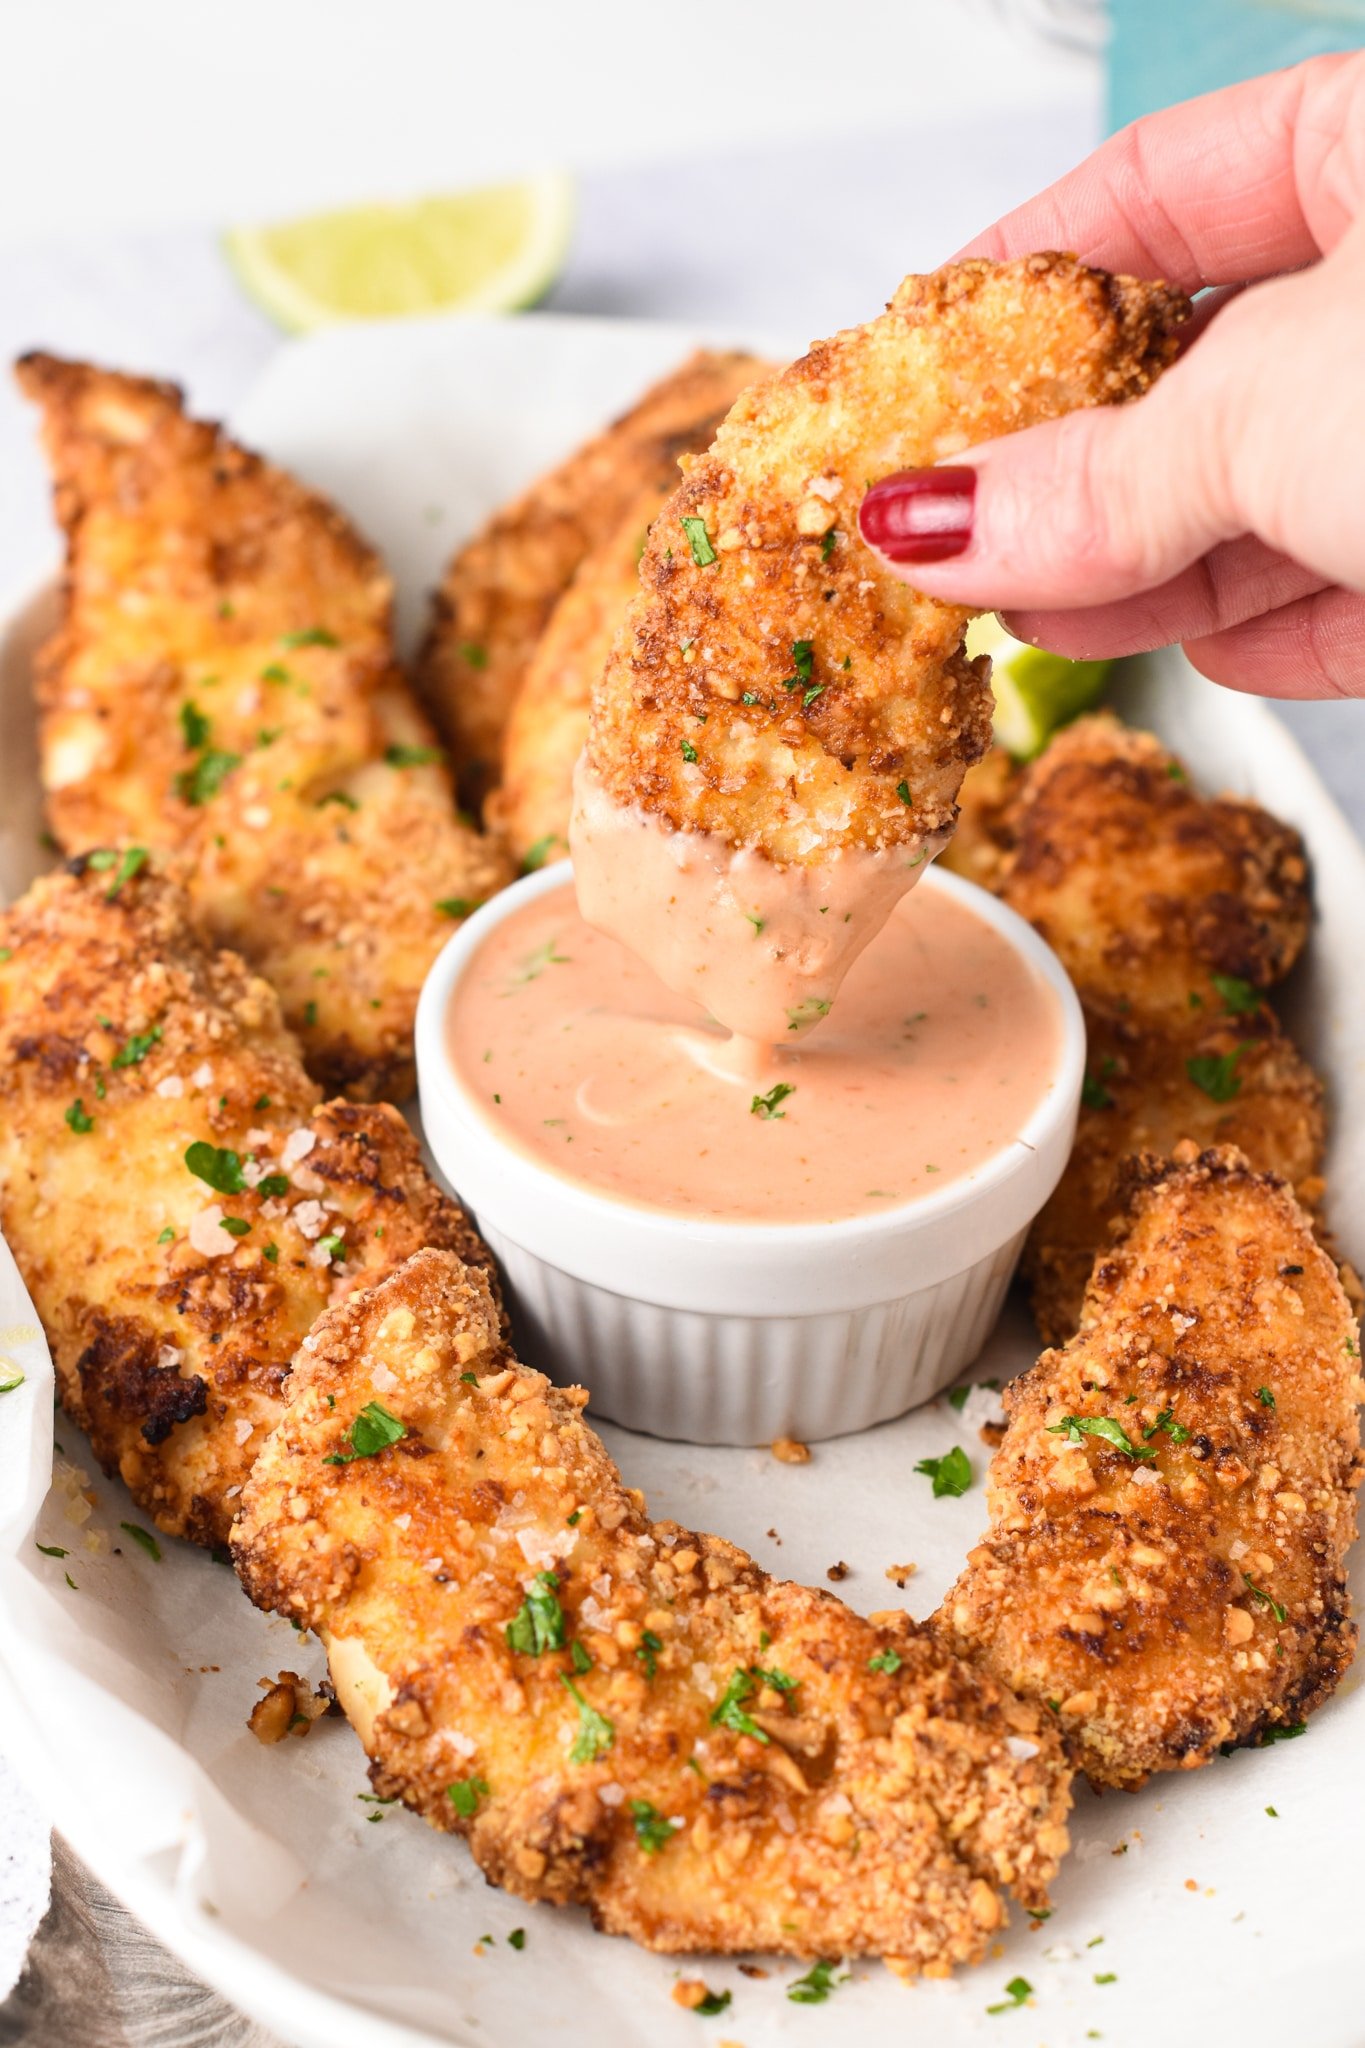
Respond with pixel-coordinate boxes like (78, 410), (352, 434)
(1, 21), (1361, 2039)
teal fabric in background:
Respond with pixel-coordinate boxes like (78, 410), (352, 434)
(1109, 0), (1365, 127)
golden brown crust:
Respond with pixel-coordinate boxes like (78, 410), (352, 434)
(234, 1248), (1072, 1967)
(416, 350), (768, 809)
(17, 352), (511, 1102)
(937, 1146), (1362, 1789)
(996, 716), (1322, 1344)
(0, 864), (493, 1546)
(583, 256), (1188, 865)
(936, 745), (1017, 890)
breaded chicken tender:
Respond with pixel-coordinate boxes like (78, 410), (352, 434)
(998, 717), (1322, 1342)
(936, 744), (1017, 891)
(234, 1248), (1071, 1967)
(17, 353), (510, 1102)
(418, 350), (767, 809)
(0, 862), (492, 1547)
(485, 478), (672, 867)
(937, 1147), (1362, 1790)
(580, 259), (1186, 863)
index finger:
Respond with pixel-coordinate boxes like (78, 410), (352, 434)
(953, 52), (1364, 287)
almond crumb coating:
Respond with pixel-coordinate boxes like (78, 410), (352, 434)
(581, 256), (1188, 864)
(16, 353), (511, 1102)
(233, 1248), (1072, 1967)
(997, 717), (1322, 1343)
(418, 349), (769, 809)
(0, 863), (494, 1547)
(937, 1146), (1362, 1790)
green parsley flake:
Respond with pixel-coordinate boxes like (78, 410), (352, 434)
(281, 626), (339, 648)
(65, 1099), (94, 1133)
(561, 1675), (614, 1763)
(867, 1649), (902, 1674)
(789, 639), (814, 684)
(680, 515), (717, 567)
(1257, 1386), (1276, 1408)
(710, 1668), (768, 1743)
(1261, 1722), (1307, 1743)
(184, 1141), (250, 1194)
(447, 1775), (489, 1818)
(505, 1570), (566, 1656)
(1095, 1972), (1117, 1986)
(324, 1400), (407, 1466)
(692, 1990), (731, 2016)
(303, 1001), (318, 1027)
(1046, 1414), (1155, 1460)
(786, 997), (830, 1032)
(1081, 1071), (1115, 1111)
(176, 749), (242, 806)
(520, 833), (565, 873)
(263, 1243), (279, 1263)
(636, 1628), (663, 1680)
(219, 1216), (251, 1238)
(103, 846), (149, 899)
(1243, 1573), (1287, 1623)
(315, 1232), (346, 1261)
(914, 1446), (973, 1498)
(460, 641), (489, 669)
(986, 1976), (1033, 2015)
(385, 743), (444, 768)
(788, 1960), (846, 2004)
(36, 1542), (67, 1556)
(570, 1639), (593, 1674)
(820, 527), (838, 561)
(1266, 1805), (1279, 1817)
(180, 701), (211, 750)
(680, 738), (699, 763)
(1, 1367), (26, 1395)
(435, 896), (484, 919)
(317, 790), (359, 811)
(120, 1522), (162, 1561)
(1186, 1044), (1253, 1103)
(629, 1799), (678, 1853)
(895, 780), (912, 805)
(750, 1082), (795, 1120)
(111, 1025), (162, 1069)
(1142, 1407), (1191, 1445)
(156, 1226), (175, 1245)
(1211, 972), (1260, 1015)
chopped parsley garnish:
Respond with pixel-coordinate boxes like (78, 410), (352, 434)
(435, 896), (484, 919)
(820, 527), (838, 561)
(1266, 1805), (1278, 1817)
(176, 748), (241, 807)
(1211, 972), (1260, 1015)
(220, 1216), (251, 1238)
(120, 1522), (162, 1561)
(1257, 1386), (1276, 1408)
(508, 939), (570, 987)
(629, 1799), (678, 1853)
(184, 1141), (250, 1194)
(180, 701), (211, 750)
(323, 1400), (407, 1465)
(99, 845), (149, 898)
(680, 515), (717, 567)
(786, 997), (830, 1032)
(895, 779), (912, 805)
(570, 1639), (593, 1674)
(156, 1226), (175, 1245)
(787, 639), (815, 685)
(710, 1668), (768, 1742)
(508, 1928), (526, 1950)
(111, 1025), (162, 1068)
(788, 1960), (846, 2005)
(681, 738), (699, 763)
(317, 790), (359, 810)
(802, 683), (826, 708)
(745, 913), (765, 934)
(447, 1775), (489, 1818)
(1094, 1972), (1117, 1986)
(520, 832), (564, 873)
(36, 1542), (67, 1557)
(263, 1243), (279, 1262)
(64, 1099), (94, 1133)
(1261, 1721), (1307, 1743)
(315, 1231), (345, 1261)
(914, 1446), (973, 1497)
(260, 663), (291, 684)
(1243, 1574), (1287, 1623)
(750, 1082), (795, 1120)
(459, 641), (489, 669)
(303, 1001), (318, 1027)
(693, 1991), (731, 2016)
(1186, 1044), (1253, 1103)
(505, 1570), (566, 1656)
(986, 1976), (1033, 2015)
(1142, 1407), (1191, 1445)
(636, 1629), (663, 1680)
(741, 690), (762, 705)
(1082, 1071), (1115, 1111)
(867, 1649), (902, 1674)
(384, 743), (444, 768)
(561, 1675), (614, 1763)
(1046, 1414), (1155, 1460)
(280, 626), (338, 648)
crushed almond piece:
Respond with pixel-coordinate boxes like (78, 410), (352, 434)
(885, 1561), (918, 1588)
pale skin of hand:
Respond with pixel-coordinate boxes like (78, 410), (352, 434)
(860, 54), (1365, 701)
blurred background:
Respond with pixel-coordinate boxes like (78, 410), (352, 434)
(1, 0), (1363, 2040)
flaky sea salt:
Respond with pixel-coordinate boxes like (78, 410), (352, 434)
(188, 1206), (231, 1256)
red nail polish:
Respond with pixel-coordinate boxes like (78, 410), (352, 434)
(859, 467), (976, 564)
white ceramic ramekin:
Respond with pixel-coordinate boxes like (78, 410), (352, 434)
(415, 860), (1084, 1445)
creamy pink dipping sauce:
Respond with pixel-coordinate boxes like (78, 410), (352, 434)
(447, 874), (1064, 1227)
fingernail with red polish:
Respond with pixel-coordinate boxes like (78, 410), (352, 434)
(858, 467), (976, 564)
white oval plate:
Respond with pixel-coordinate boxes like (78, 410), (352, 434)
(1, 309), (1363, 2048)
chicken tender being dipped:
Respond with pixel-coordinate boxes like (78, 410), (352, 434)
(997, 717), (1322, 1342)
(418, 349), (768, 810)
(0, 861), (493, 1547)
(937, 1146), (1362, 1790)
(573, 256), (1188, 1045)
(234, 1247), (1072, 1968)
(17, 354), (510, 1102)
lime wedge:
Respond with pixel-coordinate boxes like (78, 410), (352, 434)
(967, 613), (1111, 760)
(224, 173), (575, 333)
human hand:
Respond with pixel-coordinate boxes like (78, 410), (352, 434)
(857, 54), (1365, 699)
